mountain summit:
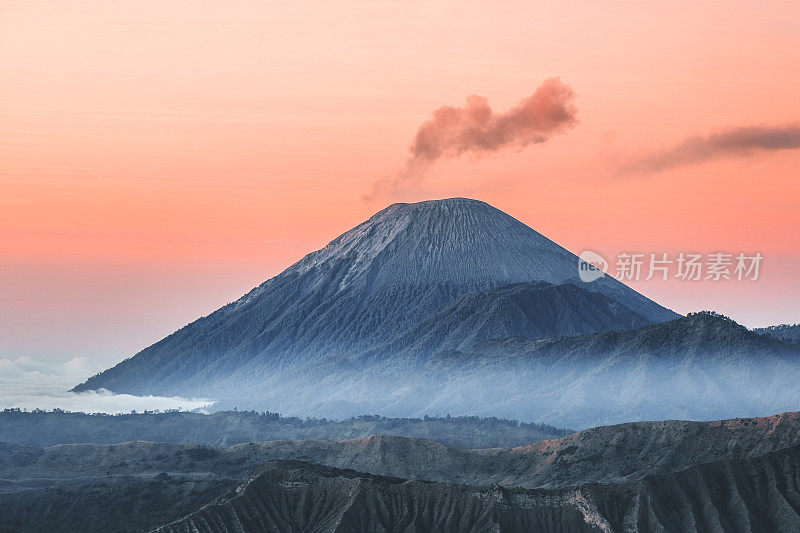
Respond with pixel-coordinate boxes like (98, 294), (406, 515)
(288, 198), (670, 315)
(76, 198), (680, 421)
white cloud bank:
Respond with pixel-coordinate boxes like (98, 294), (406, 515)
(0, 356), (214, 414)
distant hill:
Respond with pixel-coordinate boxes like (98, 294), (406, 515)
(0, 409), (570, 449)
(754, 323), (800, 343)
(462, 311), (798, 364)
(6, 411), (800, 493)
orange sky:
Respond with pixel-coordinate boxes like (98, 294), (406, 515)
(2, 1), (799, 365)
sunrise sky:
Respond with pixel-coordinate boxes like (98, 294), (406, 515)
(2, 1), (799, 370)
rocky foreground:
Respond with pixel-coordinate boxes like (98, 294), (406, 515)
(155, 448), (800, 533)
(4, 411), (800, 531)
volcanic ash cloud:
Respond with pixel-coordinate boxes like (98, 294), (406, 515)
(366, 77), (578, 200)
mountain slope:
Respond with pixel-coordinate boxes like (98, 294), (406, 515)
(0, 477), (233, 533)
(152, 460), (609, 533)
(622, 445), (800, 532)
(369, 281), (650, 357)
(74, 198), (675, 411)
(153, 447), (800, 533)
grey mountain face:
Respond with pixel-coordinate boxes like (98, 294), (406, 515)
(367, 281), (651, 358)
(74, 198), (676, 421)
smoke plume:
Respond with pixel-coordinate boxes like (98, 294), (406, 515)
(622, 124), (800, 175)
(366, 78), (578, 200)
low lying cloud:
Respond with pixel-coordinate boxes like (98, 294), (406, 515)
(0, 356), (214, 413)
(0, 389), (215, 414)
(366, 77), (578, 200)
(622, 124), (800, 175)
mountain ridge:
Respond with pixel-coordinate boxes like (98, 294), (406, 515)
(9, 409), (800, 532)
(8, 410), (800, 491)
(435, 312), (800, 427)
(151, 446), (800, 533)
(755, 323), (800, 343)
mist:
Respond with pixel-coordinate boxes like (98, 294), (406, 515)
(0, 356), (214, 414)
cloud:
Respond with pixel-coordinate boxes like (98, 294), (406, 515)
(0, 356), (99, 393)
(622, 124), (800, 175)
(0, 356), (214, 413)
(366, 77), (578, 200)
(0, 389), (214, 414)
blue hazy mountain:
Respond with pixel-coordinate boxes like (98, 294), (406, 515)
(432, 311), (800, 427)
(755, 323), (800, 343)
(75, 198), (682, 423)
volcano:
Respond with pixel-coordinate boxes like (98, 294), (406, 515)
(75, 198), (682, 422)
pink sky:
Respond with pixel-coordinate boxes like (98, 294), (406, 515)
(2, 1), (799, 366)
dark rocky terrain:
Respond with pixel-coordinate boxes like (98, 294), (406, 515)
(6, 411), (800, 531)
(621, 445), (800, 532)
(152, 461), (610, 533)
(156, 445), (800, 533)
(0, 476), (234, 533)
(6, 411), (800, 492)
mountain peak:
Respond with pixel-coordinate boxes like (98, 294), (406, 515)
(292, 199), (673, 323)
(366, 197), (511, 230)
(366, 197), (504, 230)
(382, 197), (491, 211)
(291, 196), (559, 289)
